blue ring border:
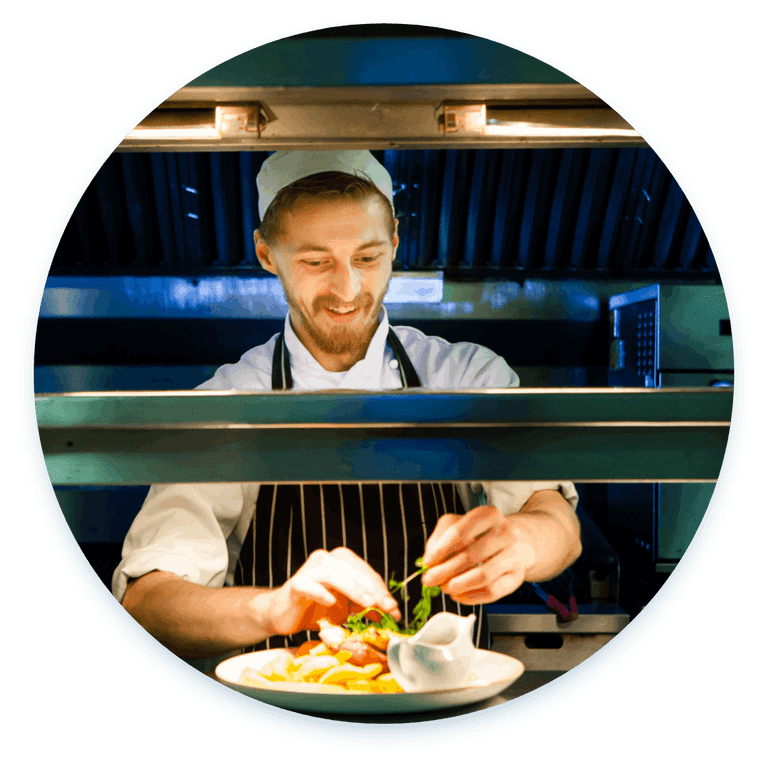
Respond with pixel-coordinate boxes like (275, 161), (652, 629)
(19, 18), (749, 752)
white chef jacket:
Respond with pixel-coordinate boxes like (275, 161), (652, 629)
(112, 309), (579, 603)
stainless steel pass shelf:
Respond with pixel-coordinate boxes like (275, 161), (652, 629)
(35, 388), (732, 485)
(486, 604), (630, 634)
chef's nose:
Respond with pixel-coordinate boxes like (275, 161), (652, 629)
(329, 261), (362, 303)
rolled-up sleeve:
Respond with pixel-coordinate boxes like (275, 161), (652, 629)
(111, 482), (256, 603)
(483, 480), (579, 514)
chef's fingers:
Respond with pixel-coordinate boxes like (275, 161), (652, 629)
(441, 548), (526, 602)
(291, 548), (401, 620)
(313, 548), (401, 620)
(421, 506), (501, 568)
(421, 527), (506, 587)
(284, 574), (338, 607)
(449, 563), (527, 606)
(328, 547), (397, 599)
(422, 513), (462, 561)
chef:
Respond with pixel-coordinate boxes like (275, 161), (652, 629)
(114, 150), (582, 659)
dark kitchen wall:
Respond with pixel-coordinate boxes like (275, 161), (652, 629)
(50, 148), (715, 281)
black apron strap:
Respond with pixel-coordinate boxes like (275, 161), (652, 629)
(271, 330), (293, 390)
(386, 328), (422, 388)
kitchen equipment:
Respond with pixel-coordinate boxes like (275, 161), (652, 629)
(607, 285), (733, 610)
(608, 284), (732, 390)
(34, 28), (727, 698)
(120, 31), (643, 153)
(487, 604), (630, 672)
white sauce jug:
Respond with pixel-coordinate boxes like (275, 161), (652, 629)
(387, 612), (477, 692)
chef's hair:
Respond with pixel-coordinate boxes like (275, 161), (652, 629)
(258, 171), (396, 246)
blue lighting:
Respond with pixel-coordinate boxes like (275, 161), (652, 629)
(40, 273), (445, 319)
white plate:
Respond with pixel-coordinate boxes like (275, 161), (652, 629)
(215, 648), (525, 715)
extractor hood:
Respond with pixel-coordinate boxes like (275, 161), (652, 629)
(118, 31), (644, 151)
(53, 29), (714, 282)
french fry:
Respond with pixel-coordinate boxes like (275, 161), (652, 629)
(373, 673), (405, 693)
(258, 663), (280, 682)
(318, 663), (383, 686)
(238, 667), (274, 687)
(242, 658), (405, 692)
(296, 655), (340, 681)
(260, 652), (294, 681)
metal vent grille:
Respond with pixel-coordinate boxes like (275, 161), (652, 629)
(51, 148), (716, 279)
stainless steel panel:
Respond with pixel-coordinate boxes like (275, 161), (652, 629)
(39, 273), (443, 319)
(40, 277), (658, 322)
(657, 482), (716, 560)
(659, 372), (734, 387)
(491, 634), (616, 671)
(119, 36), (644, 151)
(35, 388), (732, 485)
(35, 388), (733, 427)
(117, 99), (646, 152)
(167, 85), (598, 107)
(658, 286), (733, 371)
(487, 609), (629, 635)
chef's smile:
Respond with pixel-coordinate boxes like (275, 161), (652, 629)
(255, 194), (399, 371)
(324, 305), (361, 322)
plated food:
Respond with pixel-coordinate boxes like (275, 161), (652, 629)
(237, 618), (409, 693)
(236, 558), (447, 694)
(218, 560), (525, 714)
(217, 645), (525, 715)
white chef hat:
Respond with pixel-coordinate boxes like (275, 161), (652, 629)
(256, 150), (394, 219)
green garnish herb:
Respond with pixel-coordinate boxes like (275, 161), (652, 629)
(387, 558), (439, 635)
(343, 559), (440, 636)
(344, 607), (400, 634)
(411, 584), (442, 632)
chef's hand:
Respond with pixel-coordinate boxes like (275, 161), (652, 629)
(264, 547), (401, 637)
(420, 506), (536, 604)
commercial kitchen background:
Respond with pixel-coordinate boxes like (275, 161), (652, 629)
(33, 26), (732, 655)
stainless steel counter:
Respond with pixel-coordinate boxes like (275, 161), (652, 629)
(36, 387), (732, 484)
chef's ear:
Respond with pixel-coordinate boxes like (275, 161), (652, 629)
(391, 218), (399, 261)
(254, 230), (278, 275)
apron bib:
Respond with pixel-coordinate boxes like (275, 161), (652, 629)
(233, 328), (487, 651)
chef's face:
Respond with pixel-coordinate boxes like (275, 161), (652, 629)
(255, 194), (399, 370)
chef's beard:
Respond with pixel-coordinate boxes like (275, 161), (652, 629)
(286, 279), (390, 358)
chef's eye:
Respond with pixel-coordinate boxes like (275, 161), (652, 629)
(358, 254), (381, 264)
